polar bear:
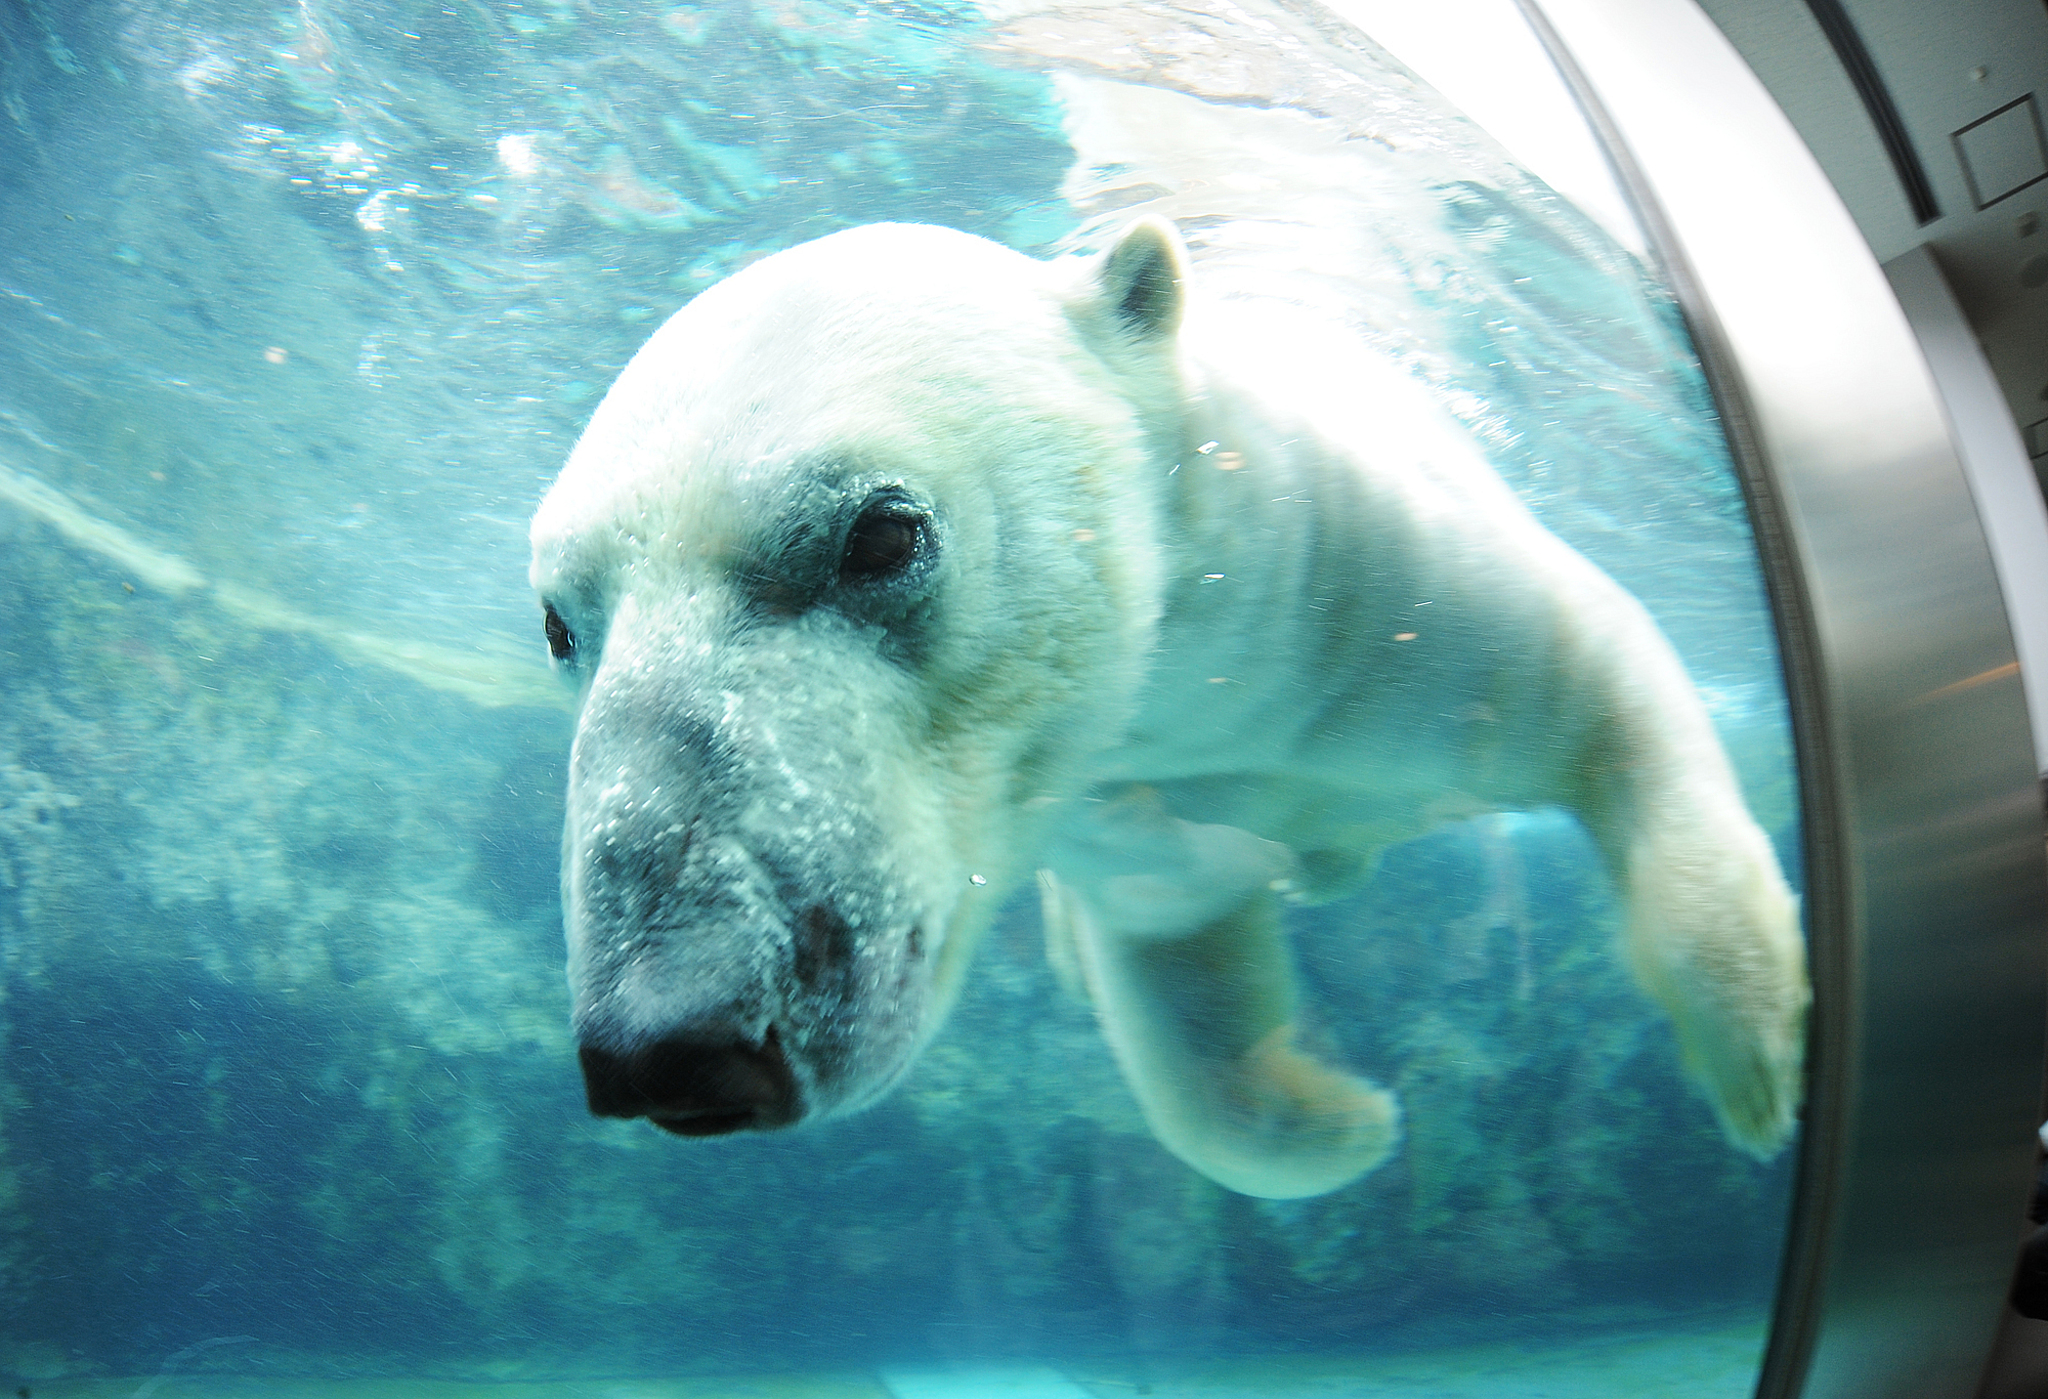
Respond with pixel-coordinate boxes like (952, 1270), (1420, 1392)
(529, 219), (1809, 1200)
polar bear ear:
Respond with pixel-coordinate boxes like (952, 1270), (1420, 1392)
(1092, 217), (1186, 342)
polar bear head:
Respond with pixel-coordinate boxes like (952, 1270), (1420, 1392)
(530, 222), (1184, 1135)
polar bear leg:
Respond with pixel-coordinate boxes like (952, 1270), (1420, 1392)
(1043, 870), (1400, 1199)
(1551, 584), (1809, 1158)
(1609, 787), (1809, 1158)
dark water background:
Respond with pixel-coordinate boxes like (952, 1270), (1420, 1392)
(0, 0), (1796, 1385)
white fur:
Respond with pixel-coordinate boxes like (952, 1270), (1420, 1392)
(531, 220), (1808, 1198)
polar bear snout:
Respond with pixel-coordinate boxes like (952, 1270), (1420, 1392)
(559, 640), (948, 1133)
(578, 1031), (799, 1135)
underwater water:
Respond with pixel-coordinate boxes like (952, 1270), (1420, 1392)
(0, 0), (1800, 1393)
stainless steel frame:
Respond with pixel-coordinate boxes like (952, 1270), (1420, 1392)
(1521, 2), (2048, 1395)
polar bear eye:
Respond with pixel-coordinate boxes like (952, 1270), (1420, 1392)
(840, 499), (925, 582)
(542, 602), (578, 664)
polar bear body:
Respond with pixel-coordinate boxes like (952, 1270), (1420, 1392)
(530, 221), (1808, 1198)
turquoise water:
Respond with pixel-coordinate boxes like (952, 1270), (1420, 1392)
(0, 0), (1796, 1391)
(20, 1318), (1769, 1395)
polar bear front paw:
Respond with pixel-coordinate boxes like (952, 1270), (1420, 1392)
(1620, 815), (1809, 1160)
(1675, 996), (1806, 1160)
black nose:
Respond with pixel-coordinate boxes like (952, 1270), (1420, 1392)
(578, 1031), (799, 1135)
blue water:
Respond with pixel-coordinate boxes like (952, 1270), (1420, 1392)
(0, 0), (1796, 1391)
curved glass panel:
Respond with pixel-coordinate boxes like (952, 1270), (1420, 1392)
(0, 2), (1804, 1396)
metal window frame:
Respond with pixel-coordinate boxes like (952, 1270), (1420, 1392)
(1519, 2), (2048, 1396)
